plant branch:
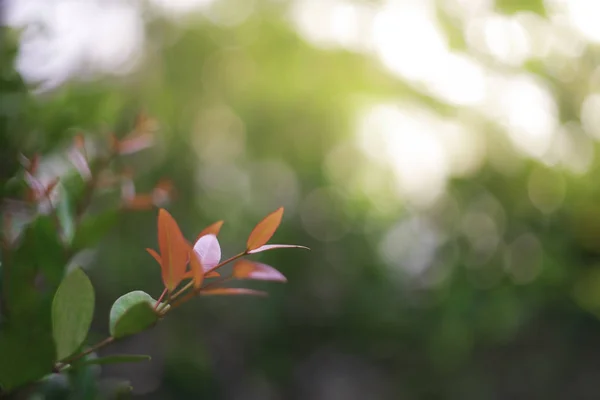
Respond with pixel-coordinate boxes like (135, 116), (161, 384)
(168, 252), (245, 302)
(55, 336), (114, 371)
(154, 288), (167, 311)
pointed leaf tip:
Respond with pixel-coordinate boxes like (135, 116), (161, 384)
(246, 207), (284, 251)
(146, 248), (161, 266)
(233, 260), (287, 282)
(247, 244), (310, 254)
(196, 220), (224, 241)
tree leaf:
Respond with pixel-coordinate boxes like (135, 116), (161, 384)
(232, 260), (287, 282)
(246, 207), (284, 251)
(200, 288), (268, 297)
(145, 248), (161, 266)
(193, 234), (221, 271)
(57, 184), (75, 245)
(109, 291), (164, 338)
(75, 354), (151, 368)
(157, 209), (188, 291)
(52, 267), (95, 361)
(189, 246), (204, 289)
(247, 244), (310, 254)
(196, 220), (224, 241)
(0, 316), (56, 392)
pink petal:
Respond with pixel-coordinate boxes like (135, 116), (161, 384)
(193, 234), (221, 272)
(247, 244), (310, 254)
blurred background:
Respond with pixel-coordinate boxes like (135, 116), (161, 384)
(4, 0), (600, 398)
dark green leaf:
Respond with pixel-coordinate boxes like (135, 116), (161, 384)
(109, 291), (165, 338)
(52, 267), (95, 361)
(0, 313), (56, 392)
(8, 215), (67, 311)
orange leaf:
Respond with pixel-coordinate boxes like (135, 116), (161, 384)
(118, 133), (154, 155)
(188, 245), (204, 289)
(246, 207), (284, 251)
(233, 260), (287, 282)
(200, 288), (268, 297)
(196, 220), (224, 241)
(157, 209), (188, 291)
(125, 194), (155, 210)
(29, 154), (40, 174)
(74, 134), (85, 149)
(146, 248), (162, 266)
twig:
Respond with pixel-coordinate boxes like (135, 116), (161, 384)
(55, 336), (114, 371)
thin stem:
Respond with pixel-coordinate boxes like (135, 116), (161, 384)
(162, 276), (233, 315)
(168, 252), (245, 302)
(206, 252), (246, 274)
(154, 288), (167, 311)
(162, 291), (195, 314)
(56, 336), (114, 371)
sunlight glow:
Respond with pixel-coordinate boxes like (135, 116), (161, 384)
(356, 104), (484, 207)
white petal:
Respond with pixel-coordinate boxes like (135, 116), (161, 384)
(193, 234), (221, 271)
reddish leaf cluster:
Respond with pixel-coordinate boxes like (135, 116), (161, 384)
(146, 207), (308, 300)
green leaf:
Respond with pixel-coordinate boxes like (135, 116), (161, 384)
(0, 313), (56, 392)
(57, 183), (75, 245)
(109, 291), (166, 338)
(8, 215), (67, 313)
(75, 354), (151, 367)
(52, 267), (95, 361)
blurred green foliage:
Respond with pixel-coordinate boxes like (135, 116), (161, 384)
(5, 0), (600, 398)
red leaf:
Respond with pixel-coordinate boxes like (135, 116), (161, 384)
(29, 154), (40, 174)
(146, 248), (162, 265)
(196, 220), (224, 241)
(246, 207), (284, 251)
(232, 260), (287, 282)
(157, 209), (188, 291)
(200, 288), (268, 297)
(247, 244), (310, 254)
(188, 245), (204, 289)
(125, 194), (155, 210)
(118, 133), (154, 155)
(74, 134), (85, 149)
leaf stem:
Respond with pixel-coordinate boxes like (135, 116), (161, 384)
(168, 252), (245, 302)
(56, 336), (114, 371)
(162, 276), (233, 315)
(154, 288), (167, 311)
